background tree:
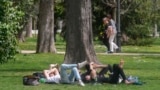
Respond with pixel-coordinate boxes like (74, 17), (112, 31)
(36, 0), (56, 53)
(121, 0), (159, 45)
(13, 0), (36, 42)
(64, 0), (98, 64)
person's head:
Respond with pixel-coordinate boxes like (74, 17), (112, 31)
(106, 14), (112, 20)
(103, 17), (109, 25)
(85, 75), (91, 81)
(85, 64), (91, 72)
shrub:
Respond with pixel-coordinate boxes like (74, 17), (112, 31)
(0, 0), (24, 63)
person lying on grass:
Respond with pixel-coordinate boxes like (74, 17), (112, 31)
(81, 60), (134, 85)
(43, 64), (61, 84)
(42, 61), (88, 86)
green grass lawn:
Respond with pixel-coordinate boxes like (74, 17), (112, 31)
(1, 36), (160, 90)
(0, 54), (160, 90)
(19, 36), (160, 53)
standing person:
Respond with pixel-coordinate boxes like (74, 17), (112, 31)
(60, 61), (88, 86)
(106, 14), (118, 53)
(102, 17), (110, 53)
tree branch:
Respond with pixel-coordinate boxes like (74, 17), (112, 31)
(101, 0), (116, 8)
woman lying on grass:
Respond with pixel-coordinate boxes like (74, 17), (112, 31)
(42, 61), (87, 86)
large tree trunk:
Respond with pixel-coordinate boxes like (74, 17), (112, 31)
(36, 0), (56, 53)
(64, 0), (98, 64)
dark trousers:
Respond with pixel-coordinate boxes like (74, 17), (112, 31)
(97, 64), (126, 84)
(98, 64), (112, 76)
(97, 64), (113, 83)
(109, 64), (126, 84)
(102, 33), (110, 51)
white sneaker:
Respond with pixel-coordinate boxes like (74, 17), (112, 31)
(79, 80), (85, 86)
(77, 60), (88, 69)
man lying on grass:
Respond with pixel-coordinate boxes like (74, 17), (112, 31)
(81, 60), (135, 85)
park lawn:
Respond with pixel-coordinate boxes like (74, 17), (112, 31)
(19, 37), (160, 53)
(0, 53), (160, 90)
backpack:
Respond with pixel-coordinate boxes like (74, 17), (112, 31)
(23, 75), (39, 86)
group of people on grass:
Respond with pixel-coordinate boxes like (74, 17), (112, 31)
(39, 14), (141, 86)
(102, 14), (119, 53)
(42, 59), (135, 87)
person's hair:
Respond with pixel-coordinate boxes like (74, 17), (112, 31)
(103, 17), (107, 21)
(85, 64), (91, 72)
(106, 14), (112, 19)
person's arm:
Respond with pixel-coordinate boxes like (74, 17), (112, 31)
(106, 26), (113, 38)
(89, 62), (94, 70)
(124, 79), (134, 84)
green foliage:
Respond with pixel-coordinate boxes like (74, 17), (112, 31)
(0, 0), (24, 63)
(121, 0), (157, 46)
(13, 0), (35, 29)
(54, 0), (65, 19)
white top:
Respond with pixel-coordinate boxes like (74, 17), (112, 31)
(46, 74), (61, 83)
(110, 19), (117, 34)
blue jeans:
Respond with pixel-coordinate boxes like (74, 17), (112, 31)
(60, 64), (81, 84)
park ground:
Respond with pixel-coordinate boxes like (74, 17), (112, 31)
(0, 37), (160, 90)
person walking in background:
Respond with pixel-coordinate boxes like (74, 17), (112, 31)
(106, 14), (118, 53)
(102, 17), (110, 53)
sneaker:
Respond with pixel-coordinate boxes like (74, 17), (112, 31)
(78, 80), (85, 86)
(108, 51), (113, 54)
(77, 60), (88, 69)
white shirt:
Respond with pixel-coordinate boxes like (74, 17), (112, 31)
(110, 19), (117, 34)
(46, 74), (61, 83)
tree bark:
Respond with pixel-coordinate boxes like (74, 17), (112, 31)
(36, 0), (56, 53)
(25, 16), (32, 37)
(64, 0), (99, 64)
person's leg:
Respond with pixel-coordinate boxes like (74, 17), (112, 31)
(102, 35), (110, 52)
(68, 67), (81, 82)
(61, 64), (77, 70)
(109, 35), (114, 52)
(68, 67), (85, 86)
(106, 37), (110, 51)
(60, 64), (77, 83)
(77, 60), (88, 69)
(98, 64), (112, 77)
(109, 33), (118, 52)
(113, 42), (118, 49)
(109, 64), (120, 84)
